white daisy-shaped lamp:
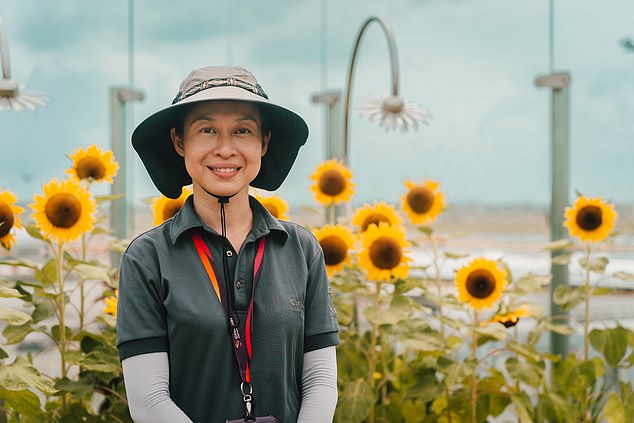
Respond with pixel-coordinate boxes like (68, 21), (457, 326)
(0, 16), (48, 112)
(342, 15), (430, 161)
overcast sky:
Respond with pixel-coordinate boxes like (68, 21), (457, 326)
(1, 0), (633, 210)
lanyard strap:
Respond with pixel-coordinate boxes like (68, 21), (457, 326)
(192, 232), (265, 384)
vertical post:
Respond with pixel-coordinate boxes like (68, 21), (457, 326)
(110, 87), (144, 268)
(536, 72), (570, 358)
(312, 91), (344, 223)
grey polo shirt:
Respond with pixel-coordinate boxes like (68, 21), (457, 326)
(116, 195), (339, 423)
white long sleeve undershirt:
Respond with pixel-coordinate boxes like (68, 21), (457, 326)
(122, 346), (338, 423)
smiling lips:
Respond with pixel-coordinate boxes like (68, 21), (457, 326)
(209, 166), (240, 177)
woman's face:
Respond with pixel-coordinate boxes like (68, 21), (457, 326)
(171, 100), (270, 199)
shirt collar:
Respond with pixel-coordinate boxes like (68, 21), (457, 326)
(169, 194), (289, 244)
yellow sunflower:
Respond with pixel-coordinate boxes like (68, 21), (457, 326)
(484, 304), (532, 328)
(30, 178), (96, 244)
(65, 144), (119, 184)
(150, 187), (193, 226)
(0, 187), (24, 250)
(103, 290), (118, 317)
(309, 159), (355, 206)
(254, 193), (290, 220)
(313, 224), (355, 277)
(352, 201), (402, 233)
(400, 179), (445, 225)
(358, 222), (411, 282)
(455, 258), (507, 311)
(564, 195), (617, 243)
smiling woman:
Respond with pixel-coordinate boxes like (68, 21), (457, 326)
(117, 65), (339, 423)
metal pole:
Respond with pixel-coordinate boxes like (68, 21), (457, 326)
(110, 87), (144, 268)
(536, 72), (571, 358)
(342, 15), (400, 165)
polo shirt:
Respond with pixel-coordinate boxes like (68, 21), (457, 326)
(116, 195), (339, 423)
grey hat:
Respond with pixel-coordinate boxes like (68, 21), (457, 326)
(132, 66), (309, 198)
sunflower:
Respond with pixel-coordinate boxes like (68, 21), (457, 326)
(150, 187), (193, 226)
(30, 178), (96, 244)
(358, 222), (411, 282)
(484, 304), (532, 328)
(309, 159), (355, 206)
(254, 193), (290, 220)
(313, 224), (355, 277)
(564, 195), (617, 243)
(66, 144), (119, 184)
(352, 202), (402, 233)
(400, 179), (445, 225)
(455, 258), (507, 311)
(103, 290), (118, 317)
(0, 187), (24, 250)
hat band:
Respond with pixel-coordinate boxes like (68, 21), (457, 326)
(172, 77), (269, 104)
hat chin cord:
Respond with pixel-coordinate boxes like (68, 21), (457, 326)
(202, 187), (239, 312)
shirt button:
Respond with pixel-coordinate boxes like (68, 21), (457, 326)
(226, 250), (233, 257)
(236, 281), (242, 289)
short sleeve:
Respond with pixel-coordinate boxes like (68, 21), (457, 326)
(116, 248), (169, 360)
(303, 241), (339, 352)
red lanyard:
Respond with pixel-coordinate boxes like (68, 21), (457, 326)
(192, 232), (265, 383)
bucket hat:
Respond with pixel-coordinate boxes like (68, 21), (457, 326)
(132, 66), (309, 199)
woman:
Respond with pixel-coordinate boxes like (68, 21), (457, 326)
(116, 66), (339, 423)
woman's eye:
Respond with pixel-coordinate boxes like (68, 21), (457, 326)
(235, 128), (251, 135)
(201, 128), (215, 134)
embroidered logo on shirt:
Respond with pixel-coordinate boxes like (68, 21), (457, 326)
(289, 298), (305, 311)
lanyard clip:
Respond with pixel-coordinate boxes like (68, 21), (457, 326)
(241, 383), (255, 420)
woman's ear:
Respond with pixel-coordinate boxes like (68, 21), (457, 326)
(261, 130), (271, 156)
(171, 128), (185, 157)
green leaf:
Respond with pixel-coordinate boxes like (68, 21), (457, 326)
(506, 357), (544, 388)
(511, 393), (534, 423)
(0, 286), (23, 298)
(0, 258), (40, 270)
(35, 259), (57, 285)
(0, 388), (44, 418)
(513, 273), (552, 294)
(507, 340), (542, 362)
(80, 350), (121, 373)
(2, 323), (34, 344)
(579, 256), (609, 273)
(24, 223), (46, 241)
(72, 263), (111, 283)
(553, 285), (585, 310)
(0, 346), (7, 359)
(402, 333), (445, 352)
(51, 325), (73, 342)
(416, 226), (433, 236)
(544, 239), (573, 251)
(363, 306), (409, 326)
(443, 251), (469, 260)
(613, 271), (634, 282)
(0, 305), (32, 326)
(95, 193), (125, 204)
(334, 378), (374, 423)
(603, 392), (626, 423)
(592, 287), (614, 296)
(589, 326), (629, 366)
(473, 324), (508, 341)
(0, 355), (56, 394)
(551, 252), (574, 265)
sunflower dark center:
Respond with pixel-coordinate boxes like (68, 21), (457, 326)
(76, 157), (106, 180)
(406, 186), (434, 214)
(369, 236), (402, 269)
(45, 193), (82, 228)
(264, 203), (279, 218)
(466, 269), (496, 299)
(318, 169), (346, 197)
(361, 213), (390, 232)
(320, 236), (348, 266)
(0, 201), (15, 237)
(162, 200), (183, 221)
(500, 316), (519, 328)
(576, 205), (602, 231)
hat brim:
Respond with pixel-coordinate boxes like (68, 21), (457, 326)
(132, 86), (309, 199)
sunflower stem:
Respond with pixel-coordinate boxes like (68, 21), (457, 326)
(79, 233), (87, 332)
(328, 204), (335, 225)
(368, 281), (383, 423)
(55, 242), (69, 413)
(470, 309), (479, 423)
(428, 231), (452, 422)
(583, 242), (592, 362)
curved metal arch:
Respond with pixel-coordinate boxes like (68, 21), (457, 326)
(342, 15), (400, 163)
(0, 16), (11, 80)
